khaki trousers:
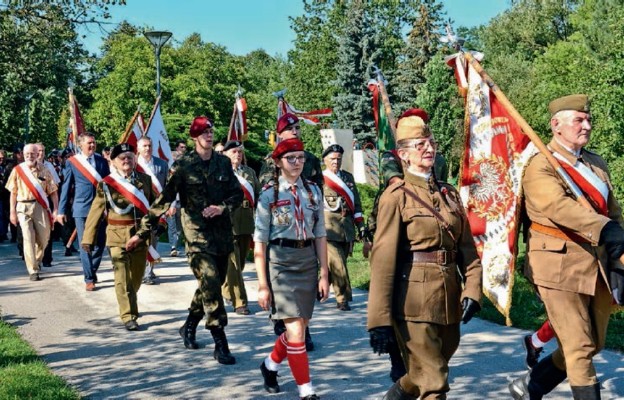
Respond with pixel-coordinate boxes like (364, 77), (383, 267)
(17, 202), (50, 275)
(222, 234), (251, 308)
(537, 277), (612, 386)
(327, 240), (352, 303)
(395, 320), (460, 399)
(110, 246), (147, 323)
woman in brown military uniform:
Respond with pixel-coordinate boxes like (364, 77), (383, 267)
(367, 111), (482, 399)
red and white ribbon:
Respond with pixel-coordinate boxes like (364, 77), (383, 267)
(68, 154), (103, 187)
(14, 163), (53, 223)
(553, 152), (609, 215)
(136, 157), (163, 196)
(322, 170), (362, 222)
(235, 172), (255, 205)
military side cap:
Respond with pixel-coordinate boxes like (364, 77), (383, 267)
(322, 144), (344, 158)
(223, 140), (243, 152)
(276, 113), (299, 133)
(110, 143), (135, 160)
(189, 116), (213, 138)
(272, 138), (304, 160)
(396, 108), (431, 142)
(548, 94), (590, 116)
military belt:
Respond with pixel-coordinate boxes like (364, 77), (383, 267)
(411, 250), (456, 266)
(530, 222), (588, 243)
(108, 218), (139, 226)
(18, 199), (36, 203)
(270, 238), (313, 249)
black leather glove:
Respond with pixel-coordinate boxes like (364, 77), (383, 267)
(154, 223), (167, 237)
(600, 221), (624, 261)
(461, 298), (480, 324)
(610, 266), (624, 305)
(369, 326), (394, 355)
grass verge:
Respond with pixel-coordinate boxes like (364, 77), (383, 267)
(347, 242), (624, 351)
(0, 318), (80, 400)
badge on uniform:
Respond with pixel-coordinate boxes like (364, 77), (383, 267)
(272, 206), (292, 226)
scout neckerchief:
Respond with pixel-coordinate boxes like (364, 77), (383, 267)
(67, 154), (102, 187)
(322, 169), (363, 223)
(234, 168), (255, 206)
(102, 170), (161, 262)
(136, 156), (163, 196)
(14, 162), (53, 223)
(290, 183), (307, 240)
(552, 152), (609, 216)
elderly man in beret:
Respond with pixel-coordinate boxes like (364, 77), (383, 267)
(221, 140), (260, 316)
(82, 143), (156, 330)
(509, 94), (624, 400)
(126, 116), (243, 364)
(321, 143), (367, 311)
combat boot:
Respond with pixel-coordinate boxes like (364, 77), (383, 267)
(383, 381), (417, 400)
(571, 384), (601, 400)
(209, 326), (236, 365)
(179, 313), (202, 350)
(509, 354), (567, 400)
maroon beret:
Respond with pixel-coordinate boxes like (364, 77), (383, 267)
(398, 108), (429, 123)
(276, 113), (299, 134)
(272, 138), (304, 160)
(189, 116), (213, 138)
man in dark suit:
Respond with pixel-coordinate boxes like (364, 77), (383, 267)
(136, 136), (169, 284)
(57, 133), (110, 291)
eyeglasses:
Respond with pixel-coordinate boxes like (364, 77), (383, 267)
(287, 125), (301, 131)
(407, 139), (438, 152)
(282, 155), (306, 164)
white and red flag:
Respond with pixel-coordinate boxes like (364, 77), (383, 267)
(120, 109), (147, 149)
(145, 97), (173, 166)
(228, 96), (248, 142)
(67, 88), (85, 153)
(447, 52), (537, 324)
(276, 94), (332, 126)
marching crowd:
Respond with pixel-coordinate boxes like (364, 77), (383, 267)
(2, 94), (623, 400)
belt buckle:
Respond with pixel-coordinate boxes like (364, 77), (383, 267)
(438, 251), (447, 265)
(295, 240), (305, 249)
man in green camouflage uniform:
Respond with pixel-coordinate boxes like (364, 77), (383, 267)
(126, 116), (243, 365)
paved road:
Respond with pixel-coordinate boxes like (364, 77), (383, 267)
(0, 240), (622, 399)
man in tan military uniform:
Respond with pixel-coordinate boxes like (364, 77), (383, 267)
(367, 111), (482, 399)
(82, 143), (157, 331)
(221, 140), (260, 315)
(509, 95), (624, 400)
(5, 144), (58, 281)
(321, 144), (366, 311)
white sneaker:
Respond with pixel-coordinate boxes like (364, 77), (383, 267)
(170, 248), (178, 257)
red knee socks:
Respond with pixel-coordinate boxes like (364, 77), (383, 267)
(286, 341), (310, 385)
(270, 332), (288, 364)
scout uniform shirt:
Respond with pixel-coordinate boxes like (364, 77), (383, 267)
(367, 172), (482, 328)
(254, 176), (326, 243)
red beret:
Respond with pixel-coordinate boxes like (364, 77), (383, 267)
(398, 108), (429, 123)
(189, 116), (213, 138)
(276, 113), (299, 134)
(272, 138), (304, 160)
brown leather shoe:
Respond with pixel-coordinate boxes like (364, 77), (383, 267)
(85, 282), (96, 291)
(235, 306), (251, 315)
(336, 301), (351, 311)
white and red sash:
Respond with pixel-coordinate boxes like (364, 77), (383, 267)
(14, 163), (53, 223)
(103, 172), (161, 261)
(136, 157), (163, 196)
(553, 152), (609, 215)
(323, 170), (363, 222)
(68, 154), (103, 187)
(235, 171), (255, 206)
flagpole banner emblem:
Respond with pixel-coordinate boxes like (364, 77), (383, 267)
(449, 53), (536, 325)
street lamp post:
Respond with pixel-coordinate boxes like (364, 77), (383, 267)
(144, 30), (172, 97)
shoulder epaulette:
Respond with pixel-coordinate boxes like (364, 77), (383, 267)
(387, 180), (405, 192)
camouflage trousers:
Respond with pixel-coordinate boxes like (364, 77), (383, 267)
(188, 251), (229, 328)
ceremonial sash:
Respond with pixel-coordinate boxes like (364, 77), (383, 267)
(136, 158), (163, 196)
(235, 172), (255, 205)
(68, 154), (103, 187)
(14, 163), (53, 223)
(553, 152), (609, 216)
(323, 170), (362, 222)
(103, 172), (161, 261)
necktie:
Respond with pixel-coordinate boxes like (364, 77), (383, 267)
(88, 156), (94, 167)
(290, 184), (307, 240)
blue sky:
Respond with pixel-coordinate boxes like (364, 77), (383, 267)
(81, 0), (511, 56)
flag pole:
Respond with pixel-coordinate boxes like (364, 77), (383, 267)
(145, 96), (161, 134)
(373, 66), (397, 142)
(227, 103), (237, 142)
(119, 108), (140, 144)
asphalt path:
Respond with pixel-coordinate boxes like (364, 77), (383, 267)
(0, 240), (622, 399)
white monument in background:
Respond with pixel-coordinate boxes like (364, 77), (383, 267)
(320, 128), (379, 187)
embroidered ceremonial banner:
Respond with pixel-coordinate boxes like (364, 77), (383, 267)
(367, 80), (394, 152)
(448, 52), (536, 325)
(15, 163), (53, 223)
(67, 88), (85, 153)
(145, 98), (173, 166)
(68, 154), (103, 187)
(228, 97), (248, 142)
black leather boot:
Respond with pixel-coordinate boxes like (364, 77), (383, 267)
(383, 381), (417, 400)
(388, 341), (406, 383)
(571, 383), (601, 400)
(509, 354), (567, 400)
(210, 326), (236, 365)
(179, 313), (202, 350)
